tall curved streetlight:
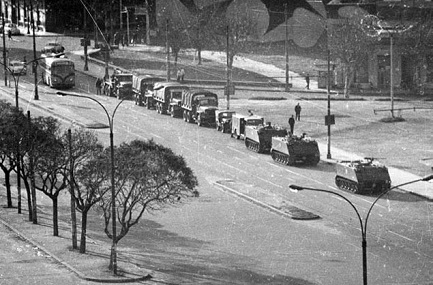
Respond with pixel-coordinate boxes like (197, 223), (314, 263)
(57, 91), (125, 275)
(289, 174), (433, 285)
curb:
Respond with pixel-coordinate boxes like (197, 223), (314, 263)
(214, 180), (320, 220)
(0, 213), (151, 283)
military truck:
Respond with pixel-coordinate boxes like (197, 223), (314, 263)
(181, 89), (218, 126)
(244, 123), (288, 154)
(215, 110), (236, 133)
(270, 134), (320, 166)
(153, 82), (189, 116)
(335, 158), (391, 194)
(132, 74), (164, 108)
(112, 72), (134, 100)
(231, 113), (264, 139)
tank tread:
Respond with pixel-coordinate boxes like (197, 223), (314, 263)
(271, 150), (293, 165)
(335, 176), (360, 194)
(245, 138), (261, 153)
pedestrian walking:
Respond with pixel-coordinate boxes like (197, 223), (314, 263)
(295, 103), (301, 121)
(95, 77), (103, 95)
(7, 29), (12, 40)
(180, 68), (185, 82)
(288, 115), (295, 134)
(177, 68), (185, 82)
(305, 73), (310, 90)
(132, 32), (137, 46)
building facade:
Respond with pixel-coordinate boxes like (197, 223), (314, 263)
(0, 0), (45, 31)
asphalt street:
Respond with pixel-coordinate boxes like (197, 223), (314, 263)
(0, 33), (432, 284)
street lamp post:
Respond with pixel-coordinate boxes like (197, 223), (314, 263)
(289, 174), (433, 285)
(57, 91), (126, 275)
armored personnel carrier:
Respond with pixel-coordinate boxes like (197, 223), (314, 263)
(271, 135), (320, 166)
(244, 123), (287, 154)
(335, 158), (391, 194)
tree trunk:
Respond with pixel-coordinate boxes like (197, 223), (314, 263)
(53, 197), (59, 236)
(22, 177), (33, 222)
(174, 52), (178, 70)
(79, 210), (88, 253)
(197, 47), (202, 65)
(3, 168), (13, 208)
(344, 72), (351, 98)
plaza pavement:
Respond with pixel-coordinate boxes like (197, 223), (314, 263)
(1, 33), (432, 283)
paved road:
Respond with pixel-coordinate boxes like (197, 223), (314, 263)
(3, 83), (429, 284)
(1, 34), (432, 284)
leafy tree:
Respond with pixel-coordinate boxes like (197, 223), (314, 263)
(66, 128), (107, 253)
(98, 139), (198, 272)
(328, 18), (377, 97)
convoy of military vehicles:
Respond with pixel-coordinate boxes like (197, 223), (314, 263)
(103, 72), (392, 196)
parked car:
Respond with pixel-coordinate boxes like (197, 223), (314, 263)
(215, 110), (236, 133)
(9, 60), (26, 75)
(41, 42), (65, 55)
(2, 23), (21, 35)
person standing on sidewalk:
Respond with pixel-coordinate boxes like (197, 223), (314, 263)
(295, 103), (302, 121)
(288, 115), (295, 134)
(305, 73), (310, 90)
(95, 77), (103, 95)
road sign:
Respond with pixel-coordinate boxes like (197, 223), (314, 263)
(325, 114), (335, 126)
(80, 38), (91, 47)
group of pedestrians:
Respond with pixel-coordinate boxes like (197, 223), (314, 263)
(288, 103), (301, 134)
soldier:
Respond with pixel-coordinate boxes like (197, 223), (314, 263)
(95, 77), (103, 95)
(288, 115), (295, 134)
(295, 103), (302, 121)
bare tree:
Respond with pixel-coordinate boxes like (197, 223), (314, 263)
(98, 139), (198, 271)
(328, 18), (377, 97)
(65, 128), (108, 253)
(30, 116), (67, 236)
(209, 2), (258, 82)
(0, 100), (26, 208)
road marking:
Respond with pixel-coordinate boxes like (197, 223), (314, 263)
(226, 145), (245, 154)
(387, 230), (414, 242)
(256, 176), (283, 188)
(149, 133), (162, 139)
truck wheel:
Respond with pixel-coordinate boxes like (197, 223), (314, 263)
(186, 111), (192, 123)
(197, 115), (202, 127)
(183, 110), (187, 122)
(170, 107), (175, 117)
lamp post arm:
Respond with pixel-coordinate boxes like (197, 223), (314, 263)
(301, 187), (365, 235)
(364, 177), (425, 234)
(111, 99), (126, 123)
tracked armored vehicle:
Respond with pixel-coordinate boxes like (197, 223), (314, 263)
(335, 158), (391, 195)
(271, 135), (320, 166)
(244, 124), (287, 154)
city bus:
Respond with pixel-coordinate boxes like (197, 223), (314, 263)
(40, 56), (75, 89)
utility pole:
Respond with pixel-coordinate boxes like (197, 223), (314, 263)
(2, 13), (8, 86)
(166, 19), (170, 81)
(31, 1), (39, 100)
(119, 0), (122, 31)
(83, 6), (88, 71)
(226, 25), (231, 110)
(284, 4), (290, 92)
(68, 129), (78, 250)
(27, 111), (37, 224)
